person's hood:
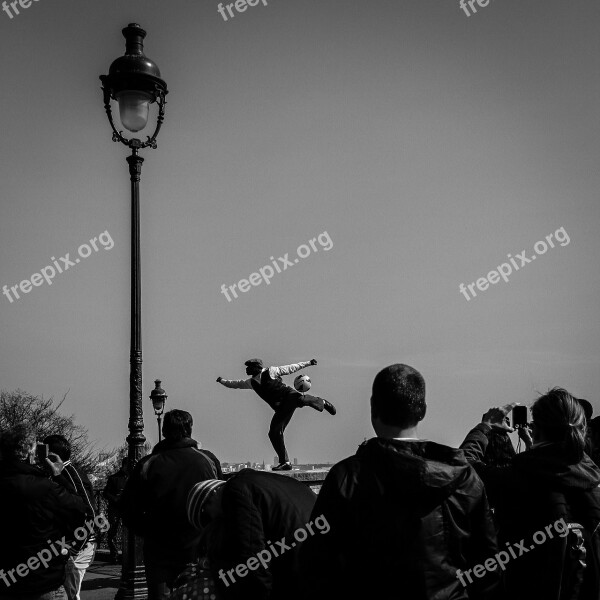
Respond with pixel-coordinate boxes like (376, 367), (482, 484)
(512, 443), (600, 490)
(356, 437), (473, 516)
(151, 436), (198, 454)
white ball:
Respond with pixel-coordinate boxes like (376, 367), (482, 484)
(294, 374), (311, 392)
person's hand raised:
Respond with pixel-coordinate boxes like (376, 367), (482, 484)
(44, 452), (65, 477)
(517, 425), (533, 449)
(481, 403), (518, 433)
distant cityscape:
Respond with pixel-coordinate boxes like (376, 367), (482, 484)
(221, 458), (334, 473)
(92, 453), (334, 485)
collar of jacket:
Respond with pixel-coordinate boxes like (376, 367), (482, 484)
(151, 437), (199, 454)
(513, 443), (600, 490)
(356, 437), (472, 513)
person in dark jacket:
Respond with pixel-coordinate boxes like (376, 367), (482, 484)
(118, 409), (222, 600)
(103, 458), (129, 563)
(186, 468), (317, 600)
(300, 363), (500, 600)
(460, 388), (600, 600)
(43, 435), (97, 600)
(217, 358), (336, 471)
(0, 425), (88, 600)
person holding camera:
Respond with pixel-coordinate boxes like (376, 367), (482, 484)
(0, 425), (88, 600)
(460, 389), (600, 600)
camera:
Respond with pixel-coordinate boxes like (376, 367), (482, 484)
(512, 405), (528, 429)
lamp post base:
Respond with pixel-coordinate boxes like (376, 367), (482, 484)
(116, 526), (147, 600)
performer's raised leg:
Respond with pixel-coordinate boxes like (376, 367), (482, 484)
(297, 392), (336, 415)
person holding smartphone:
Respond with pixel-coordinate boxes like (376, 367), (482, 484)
(0, 425), (88, 600)
(460, 389), (600, 600)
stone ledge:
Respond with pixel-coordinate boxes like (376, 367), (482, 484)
(223, 468), (329, 483)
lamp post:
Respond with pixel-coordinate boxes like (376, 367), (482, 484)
(150, 379), (168, 442)
(100, 23), (168, 600)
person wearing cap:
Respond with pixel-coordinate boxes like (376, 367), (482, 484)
(186, 468), (317, 600)
(217, 358), (336, 471)
(118, 409), (222, 600)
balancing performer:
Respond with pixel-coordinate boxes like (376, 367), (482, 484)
(217, 358), (336, 470)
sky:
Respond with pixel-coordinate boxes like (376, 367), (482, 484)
(0, 0), (599, 464)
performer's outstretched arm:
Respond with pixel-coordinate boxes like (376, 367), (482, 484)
(270, 358), (317, 378)
(217, 377), (253, 389)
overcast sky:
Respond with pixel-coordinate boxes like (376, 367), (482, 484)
(1, 0), (598, 463)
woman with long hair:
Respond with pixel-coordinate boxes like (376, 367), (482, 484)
(460, 388), (600, 600)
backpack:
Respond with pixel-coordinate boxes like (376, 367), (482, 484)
(548, 492), (600, 600)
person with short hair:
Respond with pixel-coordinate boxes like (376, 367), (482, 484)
(217, 358), (336, 470)
(43, 435), (97, 600)
(461, 388), (600, 600)
(0, 425), (88, 600)
(300, 364), (499, 599)
(119, 409), (222, 600)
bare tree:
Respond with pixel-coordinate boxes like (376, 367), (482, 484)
(0, 389), (98, 474)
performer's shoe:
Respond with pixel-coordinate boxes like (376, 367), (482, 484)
(323, 400), (337, 415)
(272, 461), (292, 471)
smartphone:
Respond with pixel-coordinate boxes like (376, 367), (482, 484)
(512, 405), (528, 428)
(36, 443), (49, 462)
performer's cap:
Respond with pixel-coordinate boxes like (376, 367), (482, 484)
(245, 358), (264, 368)
(187, 479), (226, 530)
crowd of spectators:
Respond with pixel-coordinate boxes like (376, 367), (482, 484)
(1, 364), (600, 600)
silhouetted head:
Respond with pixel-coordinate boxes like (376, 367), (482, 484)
(162, 409), (193, 441)
(531, 388), (586, 463)
(0, 424), (36, 461)
(43, 434), (71, 461)
(245, 358), (264, 376)
(370, 364), (426, 432)
(484, 429), (516, 468)
(577, 398), (593, 423)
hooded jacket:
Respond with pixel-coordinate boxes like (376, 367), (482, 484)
(300, 437), (499, 600)
(204, 468), (317, 600)
(0, 459), (88, 595)
(461, 423), (600, 600)
(118, 437), (222, 567)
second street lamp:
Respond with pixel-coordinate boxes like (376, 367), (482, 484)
(150, 379), (168, 442)
(100, 22), (168, 600)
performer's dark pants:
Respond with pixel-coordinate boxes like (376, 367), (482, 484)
(268, 393), (325, 464)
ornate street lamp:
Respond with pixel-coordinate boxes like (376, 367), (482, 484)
(100, 23), (168, 600)
(150, 379), (168, 442)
